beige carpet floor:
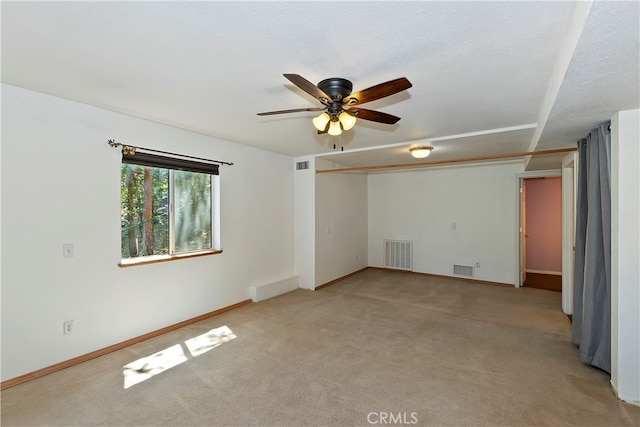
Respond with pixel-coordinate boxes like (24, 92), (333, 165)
(2, 268), (638, 426)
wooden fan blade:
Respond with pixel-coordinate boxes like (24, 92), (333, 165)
(257, 107), (325, 116)
(343, 77), (412, 106)
(283, 74), (332, 104)
(347, 107), (401, 124)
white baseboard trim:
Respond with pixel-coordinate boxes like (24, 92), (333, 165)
(526, 269), (562, 276)
(250, 275), (299, 302)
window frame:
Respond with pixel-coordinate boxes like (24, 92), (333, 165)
(118, 156), (222, 268)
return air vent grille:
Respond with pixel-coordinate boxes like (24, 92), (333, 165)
(296, 161), (309, 170)
(453, 264), (474, 277)
(384, 240), (413, 271)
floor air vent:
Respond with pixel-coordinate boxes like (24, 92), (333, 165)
(384, 240), (413, 271)
(453, 264), (474, 277)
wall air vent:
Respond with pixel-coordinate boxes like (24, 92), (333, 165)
(384, 240), (413, 271)
(296, 161), (309, 170)
(453, 264), (474, 277)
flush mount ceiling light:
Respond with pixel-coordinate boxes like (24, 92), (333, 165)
(409, 145), (433, 159)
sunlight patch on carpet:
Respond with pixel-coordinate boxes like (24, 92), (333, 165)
(123, 325), (236, 389)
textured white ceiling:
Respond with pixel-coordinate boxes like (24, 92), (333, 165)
(2, 1), (638, 170)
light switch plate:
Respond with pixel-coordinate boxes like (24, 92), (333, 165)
(63, 243), (74, 258)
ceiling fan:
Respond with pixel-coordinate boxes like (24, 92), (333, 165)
(257, 74), (412, 136)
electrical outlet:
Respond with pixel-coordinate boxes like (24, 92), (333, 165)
(475, 261), (481, 268)
(63, 320), (75, 335)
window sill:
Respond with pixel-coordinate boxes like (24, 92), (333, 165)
(118, 249), (222, 268)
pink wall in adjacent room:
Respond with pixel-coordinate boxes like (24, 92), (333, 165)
(525, 177), (562, 273)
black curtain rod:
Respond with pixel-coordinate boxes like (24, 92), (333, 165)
(108, 139), (234, 166)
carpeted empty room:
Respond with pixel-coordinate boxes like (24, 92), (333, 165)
(1, 269), (638, 426)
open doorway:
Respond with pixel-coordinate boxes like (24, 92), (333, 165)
(522, 176), (563, 291)
(517, 171), (562, 288)
(516, 161), (577, 315)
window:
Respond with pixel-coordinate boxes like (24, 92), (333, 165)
(119, 150), (220, 264)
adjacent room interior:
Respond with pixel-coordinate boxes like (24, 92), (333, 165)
(1, 1), (638, 425)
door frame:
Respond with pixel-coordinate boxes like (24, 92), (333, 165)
(561, 152), (577, 314)
(515, 170), (562, 288)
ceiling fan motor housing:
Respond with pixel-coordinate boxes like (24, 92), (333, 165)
(317, 78), (353, 103)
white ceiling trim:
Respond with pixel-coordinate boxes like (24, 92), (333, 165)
(318, 123), (538, 159)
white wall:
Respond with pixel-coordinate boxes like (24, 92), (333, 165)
(610, 110), (640, 405)
(315, 159), (368, 285)
(0, 84), (295, 381)
(368, 161), (525, 284)
(293, 156), (316, 290)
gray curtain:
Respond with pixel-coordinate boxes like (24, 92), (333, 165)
(572, 123), (611, 373)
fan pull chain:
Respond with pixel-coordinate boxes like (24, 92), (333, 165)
(330, 134), (344, 151)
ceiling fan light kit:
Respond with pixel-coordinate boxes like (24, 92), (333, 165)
(312, 112), (331, 131)
(409, 145), (433, 159)
(258, 74), (412, 146)
(338, 111), (356, 130)
(328, 121), (342, 136)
